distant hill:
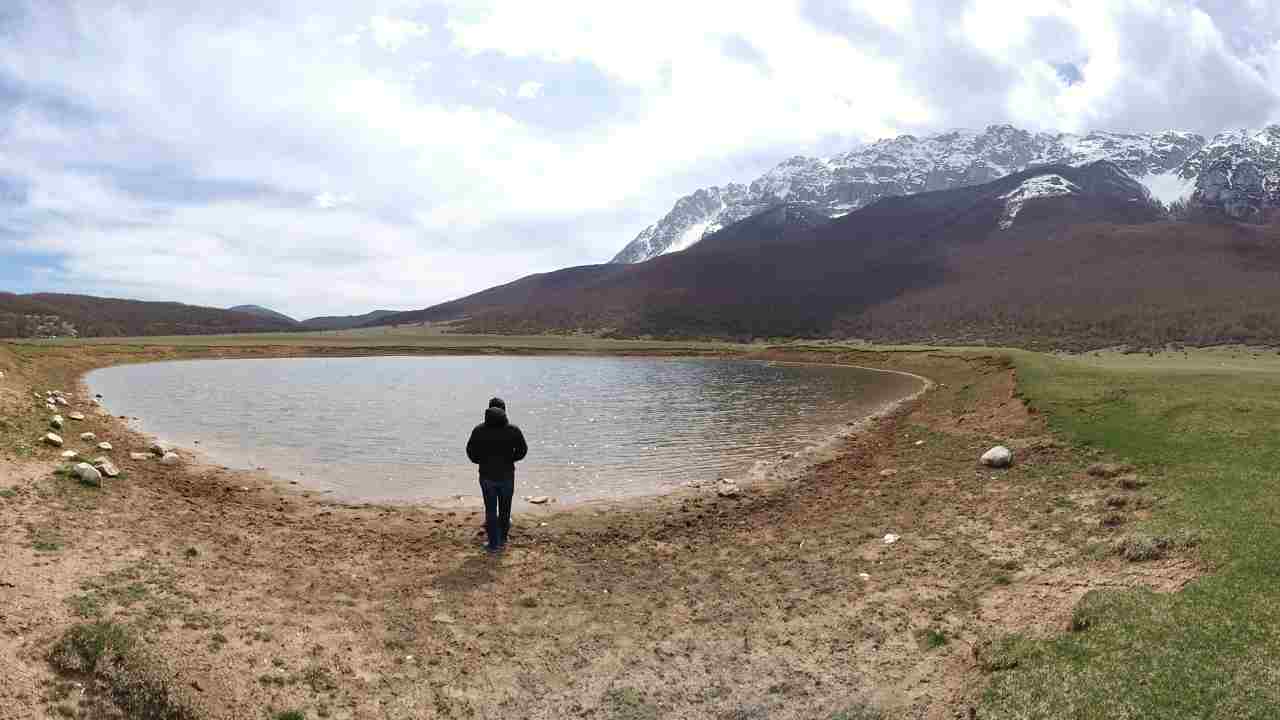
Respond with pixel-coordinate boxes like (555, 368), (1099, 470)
(0, 293), (299, 338)
(300, 310), (397, 331)
(228, 304), (299, 325)
(368, 161), (1280, 349)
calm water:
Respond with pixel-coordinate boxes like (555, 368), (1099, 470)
(86, 356), (920, 504)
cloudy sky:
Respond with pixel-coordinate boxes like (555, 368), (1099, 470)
(3, 0), (1280, 319)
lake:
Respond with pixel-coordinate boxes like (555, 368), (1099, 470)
(86, 356), (922, 505)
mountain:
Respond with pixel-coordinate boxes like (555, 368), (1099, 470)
(0, 293), (299, 338)
(370, 160), (1280, 350)
(612, 124), (1222, 263)
(228, 304), (299, 325)
(300, 310), (398, 331)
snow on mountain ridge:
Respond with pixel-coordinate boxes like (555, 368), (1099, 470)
(611, 124), (1272, 264)
(998, 174), (1081, 229)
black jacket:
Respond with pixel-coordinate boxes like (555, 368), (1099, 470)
(466, 407), (528, 480)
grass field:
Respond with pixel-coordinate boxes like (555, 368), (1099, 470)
(980, 347), (1280, 718)
(8, 335), (1280, 716)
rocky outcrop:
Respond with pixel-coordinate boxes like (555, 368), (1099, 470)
(613, 124), (1209, 263)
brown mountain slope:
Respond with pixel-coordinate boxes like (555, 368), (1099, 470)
(0, 293), (298, 338)
(374, 161), (1262, 349)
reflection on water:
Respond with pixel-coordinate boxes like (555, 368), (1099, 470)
(87, 356), (920, 504)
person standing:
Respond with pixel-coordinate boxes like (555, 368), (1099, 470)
(465, 397), (528, 552)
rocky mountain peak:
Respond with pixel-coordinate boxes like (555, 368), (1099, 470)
(611, 124), (1230, 264)
(612, 123), (1280, 263)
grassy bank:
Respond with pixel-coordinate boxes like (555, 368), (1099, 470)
(982, 348), (1280, 717)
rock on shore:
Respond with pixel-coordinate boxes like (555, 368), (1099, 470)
(43, 433), (63, 447)
(980, 446), (1013, 468)
(160, 452), (181, 466)
(73, 462), (102, 486)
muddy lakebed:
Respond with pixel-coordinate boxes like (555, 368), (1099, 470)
(86, 355), (923, 505)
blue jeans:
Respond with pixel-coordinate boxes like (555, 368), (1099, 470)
(479, 476), (514, 549)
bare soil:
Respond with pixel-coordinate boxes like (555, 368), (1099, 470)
(0, 344), (1197, 719)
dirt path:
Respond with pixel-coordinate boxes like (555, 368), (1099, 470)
(0, 344), (1196, 719)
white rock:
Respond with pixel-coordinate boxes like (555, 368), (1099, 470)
(526, 496), (550, 505)
(129, 452), (151, 461)
(858, 572), (871, 580)
(50, 415), (64, 429)
(74, 462), (102, 486)
(97, 442), (113, 451)
(160, 452), (181, 466)
(67, 412), (85, 421)
(883, 533), (900, 545)
(93, 458), (120, 478)
(55, 397), (68, 406)
(913, 440), (925, 446)
(43, 433), (64, 447)
(879, 468), (898, 478)
(60, 450), (78, 460)
(980, 446), (1013, 468)
(80, 432), (96, 441)
(716, 479), (741, 498)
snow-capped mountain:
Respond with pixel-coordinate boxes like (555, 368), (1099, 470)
(612, 124), (1226, 264)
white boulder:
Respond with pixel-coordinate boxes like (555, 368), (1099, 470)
(43, 433), (64, 447)
(97, 442), (113, 451)
(80, 432), (96, 441)
(60, 450), (79, 460)
(92, 458), (120, 478)
(160, 452), (181, 466)
(716, 478), (741, 498)
(73, 462), (102, 486)
(980, 446), (1013, 468)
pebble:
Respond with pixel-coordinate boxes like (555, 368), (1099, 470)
(97, 442), (113, 451)
(80, 432), (96, 441)
(883, 533), (900, 545)
(43, 433), (64, 447)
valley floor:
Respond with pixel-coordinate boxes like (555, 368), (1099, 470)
(0, 339), (1232, 719)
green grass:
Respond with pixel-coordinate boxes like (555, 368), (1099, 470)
(980, 350), (1280, 717)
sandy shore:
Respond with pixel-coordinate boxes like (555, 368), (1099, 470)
(0, 342), (1197, 719)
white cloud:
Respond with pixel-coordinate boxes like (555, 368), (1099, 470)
(1, 1), (1278, 317)
(516, 80), (543, 99)
(368, 15), (430, 52)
